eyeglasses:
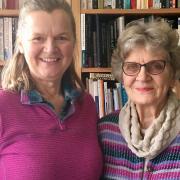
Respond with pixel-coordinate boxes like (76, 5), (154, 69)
(122, 60), (166, 76)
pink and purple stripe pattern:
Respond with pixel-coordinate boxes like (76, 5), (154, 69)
(98, 112), (180, 180)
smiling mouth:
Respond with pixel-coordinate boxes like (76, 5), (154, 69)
(136, 88), (153, 92)
(40, 58), (60, 62)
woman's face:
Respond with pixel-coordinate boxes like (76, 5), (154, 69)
(122, 46), (174, 107)
(19, 9), (74, 83)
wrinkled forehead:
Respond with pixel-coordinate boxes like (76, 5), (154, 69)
(122, 41), (169, 60)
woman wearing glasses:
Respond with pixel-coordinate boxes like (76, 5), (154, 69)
(98, 19), (180, 179)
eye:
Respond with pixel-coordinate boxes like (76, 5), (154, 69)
(125, 63), (139, 71)
(56, 36), (66, 40)
(31, 36), (44, 42)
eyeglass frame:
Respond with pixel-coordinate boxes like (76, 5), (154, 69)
(122, 60), (167, 76)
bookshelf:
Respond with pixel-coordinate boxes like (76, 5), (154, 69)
(75, 1), (180, 116)
(78, 6), (180, 77)
(0, 9), (19, 16)
(0, 9), (19, 66)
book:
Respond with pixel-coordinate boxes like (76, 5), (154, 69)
(87, 0), (93, 9)
(98, 79), (105, 118)
(90, 73), (115, 80)
(0, 17), (3, 60)
(81, 14), (86, 67)
(0, 0), (2, 9)
(3, 17), (13, 60)
(104, 0), (112, 8)
(81, 0), (87, 9)
(4, 0), (19, 9)
(98, 0), (104, 9)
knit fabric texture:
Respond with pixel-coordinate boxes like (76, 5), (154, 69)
(0, 90), (103, 180)
(98, 111), (180, 180)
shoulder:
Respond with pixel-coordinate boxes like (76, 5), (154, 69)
(99, 110), (119, 124)
(78, 91), (95, 105)
(0, 89), (19, 102)
(98, 111), (120, 133)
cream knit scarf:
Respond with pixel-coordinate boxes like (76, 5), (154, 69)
(119, 92), (180, 160)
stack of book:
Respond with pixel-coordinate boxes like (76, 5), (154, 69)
(86, 73), (128, 118)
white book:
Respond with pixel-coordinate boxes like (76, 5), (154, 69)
(81, 0), (87, 9)
(113, 88), (119, 111)
(117, 16), (125, 38)
(3, 17), (10, 60)
(8, 17), (13, 59)
(0, 17), (4, 60)
(0, 0), (2, 8)
(88, 78), (94, 98)
(81, 13), (85, 59)
(93, 80), (99, 114)
(104, 81), (108, 115)
(112, 0), (116, 9)
(87, 0), (92, 9)
(3, 17), (13, 61)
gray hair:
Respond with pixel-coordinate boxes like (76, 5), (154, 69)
(1, 0), (84, 92)
(111, 19), (180, 81)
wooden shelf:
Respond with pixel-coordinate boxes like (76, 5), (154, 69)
(81, 67), (112, 73)
(81, 8), (180, 15)
(0, 9), (19, 16)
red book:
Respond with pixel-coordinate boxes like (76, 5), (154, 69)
(5, 0), (19, 9)
(131, 0), (136, 9)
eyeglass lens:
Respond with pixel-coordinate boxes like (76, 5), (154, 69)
(122, 60), (166, 76)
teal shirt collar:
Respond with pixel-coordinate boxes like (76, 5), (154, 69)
(20, 87), (81, 120)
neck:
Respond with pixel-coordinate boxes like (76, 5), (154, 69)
(34, 78), (61, 95)
(136, 103), (166, 129)
(35, 80), (64, 113)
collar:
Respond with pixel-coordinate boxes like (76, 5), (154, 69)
(20, 86), (81, 120)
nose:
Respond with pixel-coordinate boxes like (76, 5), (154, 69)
(44, 39), (57, 53)
(136, 66), (151, 81)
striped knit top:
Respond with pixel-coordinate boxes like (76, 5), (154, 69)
(0, 90), (103, 180)
(98, 111), (180, 180)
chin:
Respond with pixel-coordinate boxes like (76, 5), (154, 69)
(133, 98), (155, 106)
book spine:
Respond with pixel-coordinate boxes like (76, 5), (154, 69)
(0, 17), (4, 60)
(131, 0), (136, 9)
(0, 0), (2, 8)
(8, 17), (13, 59)
(95, 15), (101, 67)
(104, 0), (112, 8)
(123, 0), (131, 9)
(98, 79), (105, 118)
(5, 0), (19, 9)
(3, 17), (10, 60)
(112, 0), (116, 8)
(120, 83), (128, 107)
(81, 0), (88, 9)
(93, 0), (98, 8)
(98, 0), (104, 8)
(81, 14), (86, 67)
(87, 0), (93, 9)
(93, 80), (99, 114)
(178, 0), (180, 7)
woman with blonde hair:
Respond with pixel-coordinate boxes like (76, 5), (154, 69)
(0, 0), (103, 179)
